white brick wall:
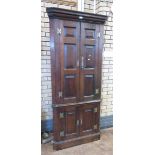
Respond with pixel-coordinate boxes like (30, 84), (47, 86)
(41, 0), (113, 121)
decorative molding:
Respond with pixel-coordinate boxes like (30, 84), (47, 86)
(47, 7), (107, 24)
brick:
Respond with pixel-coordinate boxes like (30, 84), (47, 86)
(104, 57), (113, 61)
(41, 51), (47, 55)
(109, 68), (113, 72)
(105, 30), (112, 35)
(42, 69), (51, 73)
(41, 6), (46, 12)
(105, 39), (113, 44)
(41, 64), (51, 69)
(41, 22), (45, 27)
(107, 112), (113, 115)
(41, 12), (44, 18)
(47, 77), (51, 81)
(41, 60), (47, 65)
(71, 6), (77, 10)
(42, 93), (49, 98)
(42, 80), (51, 85)
(41, 2), (44, 7)
(42, 85), (47, 89)
(103, 80), (113, 84)
(104, 44), (111, 48)
(103, 61), (109, 64)
(104, 35), (111, 39)
(108, 91), (113, 95)
(44, 23), (50, 28)
(41, 37), (50, 42)
(101, 105), (107, 110)
(41, 77), (48, 81)
(103, 69), (108, 72)
(103, 94), (111, 99)
(103, 76), (108, 80)
(104, 64), (113, 69)
(41, 27), (50, 33)
(46, 60), (51, 64)
(107, 104), (113, 109)
(108, 17), (113, 22)
(42, 89), (52, 94)
(46, 32), (50, 37)
(45, 2), (57, 7)
(42, 72), (51, 77)
(105, 21), (113, 27)
(42, 46), (50, 51)
(59, 5), (71, 10)
(41, 31), (45, 37)
(84, 4), (89, 9)
(42, 17), (49, 23)
(101, 101), (112, 106)
(48, 85), (51, 89)
(47, 51), (50, 55)
(108, 75), (113, 79)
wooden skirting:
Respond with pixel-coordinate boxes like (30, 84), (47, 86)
(53, 133), (100, 150)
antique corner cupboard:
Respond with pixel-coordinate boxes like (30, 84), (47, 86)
(47, 7), (107, 150)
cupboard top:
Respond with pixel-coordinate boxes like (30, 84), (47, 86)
(46, 7), (107, 24)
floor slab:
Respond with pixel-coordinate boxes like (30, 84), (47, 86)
(41, 128), (113, 155)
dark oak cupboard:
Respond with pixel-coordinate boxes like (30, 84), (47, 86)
(47, 7), (107, 150)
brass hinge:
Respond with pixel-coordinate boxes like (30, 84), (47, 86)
(58, 91), (63, 98)
(94, 107), (97, 113)
(57, 28), (61, 35)
(95, 89), (99, 94)
(60, 131), (64, 137)
(59, 112), (64, 118)
(97, 32), (101, 38)
(94, 124), (97, 130)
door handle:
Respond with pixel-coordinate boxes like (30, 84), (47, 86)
(77, 120), (79, 126)
(80, 119), (82, 125)
(81, 56), (84, 69)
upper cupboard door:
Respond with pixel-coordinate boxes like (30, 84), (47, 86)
(59, 20), (80, 104)
(80, 23), (103, 101)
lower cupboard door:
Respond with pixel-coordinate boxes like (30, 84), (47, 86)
(80, 103), (100, 136)
(54, 106), (80, 141)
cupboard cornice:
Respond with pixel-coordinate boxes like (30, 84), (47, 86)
(47, 7), (107, 24)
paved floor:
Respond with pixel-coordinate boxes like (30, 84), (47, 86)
(41, 128), (113, 155)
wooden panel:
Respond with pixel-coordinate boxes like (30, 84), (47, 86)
(64, 74), (76, 98)
(85, 29), (95, 39)
(53, 105), (80, 142)
(65, 106), (79, 139)
(84, 75), (95, 96)
(80, 22), (101, 102)
(64, 44), (77, 69)
(80, 102), (100, 136)
(59, 20), (80, 104)
(85, 46), (95, 69)
(50, 19), (62, 104)
(64, 27), (76, 37)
